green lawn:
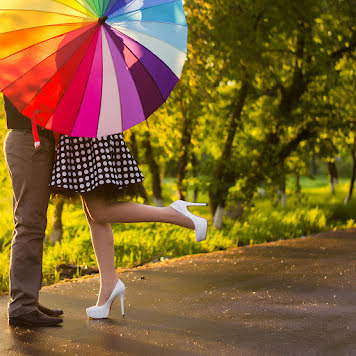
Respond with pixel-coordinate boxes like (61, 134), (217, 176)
(288, 175), (349, 189)
(0, 174), (355, 293)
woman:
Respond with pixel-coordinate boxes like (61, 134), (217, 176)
(49, 133), (208, 319)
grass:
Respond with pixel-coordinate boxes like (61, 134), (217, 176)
(288, 175), (349, 189)
(0, 172), (355, 293)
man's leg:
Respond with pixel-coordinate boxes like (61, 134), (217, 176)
(4, 129), (54, 317)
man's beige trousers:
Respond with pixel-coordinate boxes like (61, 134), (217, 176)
(4, 129), (54, 317)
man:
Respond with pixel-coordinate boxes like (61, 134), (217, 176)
(3, 95), (63, 327)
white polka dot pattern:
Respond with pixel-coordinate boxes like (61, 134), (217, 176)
(49, 134), (144, 193)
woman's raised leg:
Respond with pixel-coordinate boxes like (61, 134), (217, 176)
(82, 194), (195, 229)
(81, 194), (205, 309)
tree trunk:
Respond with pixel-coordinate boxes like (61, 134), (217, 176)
(130, 132), (149, 204)
(345, 139), (356, 205)
(177, 97), (193, 201)
(209, 80), (249, 219)
(143, 130), (164, 206)
(50, 198), (64, 244)
(213, 204), (224, 229)
(177, 121), (192, 201)
(310, 155), (319, 176)
(327, 160), (338, 195)
(191, 152), (199, 203)
(295, 174), (301, 196)
(276, 181), (287, 208)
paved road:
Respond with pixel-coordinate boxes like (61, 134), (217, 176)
(1, 230), (356, 355)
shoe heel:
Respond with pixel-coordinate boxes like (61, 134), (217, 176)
(120, 293), (125, 316)
(86, 279), (126, 319)
(186, 202), (208, 207)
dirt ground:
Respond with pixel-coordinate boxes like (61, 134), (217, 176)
(1, 230), (356, 355)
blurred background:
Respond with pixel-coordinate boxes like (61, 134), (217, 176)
(0, 0), (355, 293)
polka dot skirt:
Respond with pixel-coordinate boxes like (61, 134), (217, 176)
(49, 134), (144, 195)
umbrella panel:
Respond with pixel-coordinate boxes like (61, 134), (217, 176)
(71, 28), (103, 137)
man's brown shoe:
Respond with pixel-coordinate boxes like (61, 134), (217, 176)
(9, 310), (63, 327)
(38, 304), (64, 317)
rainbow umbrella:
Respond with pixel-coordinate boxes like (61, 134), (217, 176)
(0, 0), (187, 137)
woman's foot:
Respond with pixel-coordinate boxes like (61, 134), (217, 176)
(97, 277), (119, 306)
(169, 200), (208, 241)
(86, 279), (126, 319)
(167, 206), (195, 229)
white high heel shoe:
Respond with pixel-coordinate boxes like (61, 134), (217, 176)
(169, 200), (208, 242)
(86, 279), (125, 319)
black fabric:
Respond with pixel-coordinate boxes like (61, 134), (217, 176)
(3, 95), (32, 129)
(49, 134), (145, 202)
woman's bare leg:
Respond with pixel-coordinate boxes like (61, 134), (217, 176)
(82, 195), (195, 229)
(83, 203), (118, 306)
(82, 195), (202, 306)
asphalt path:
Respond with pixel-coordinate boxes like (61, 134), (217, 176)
(1, 230), (356, 355)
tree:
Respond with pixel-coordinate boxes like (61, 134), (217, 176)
(202, 0), (355, 226)
(49, 198), (64, 243)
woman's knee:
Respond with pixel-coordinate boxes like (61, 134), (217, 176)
(82, 197), (107, 224)
(88, 209), (107, 224)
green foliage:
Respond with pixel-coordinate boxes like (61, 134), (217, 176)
(233, 206), (327, 244)
(0, 177), (356, 293)
(195, 0), (356, 209)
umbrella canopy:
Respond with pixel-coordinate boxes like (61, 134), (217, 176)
(0, 0), (187, 137)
